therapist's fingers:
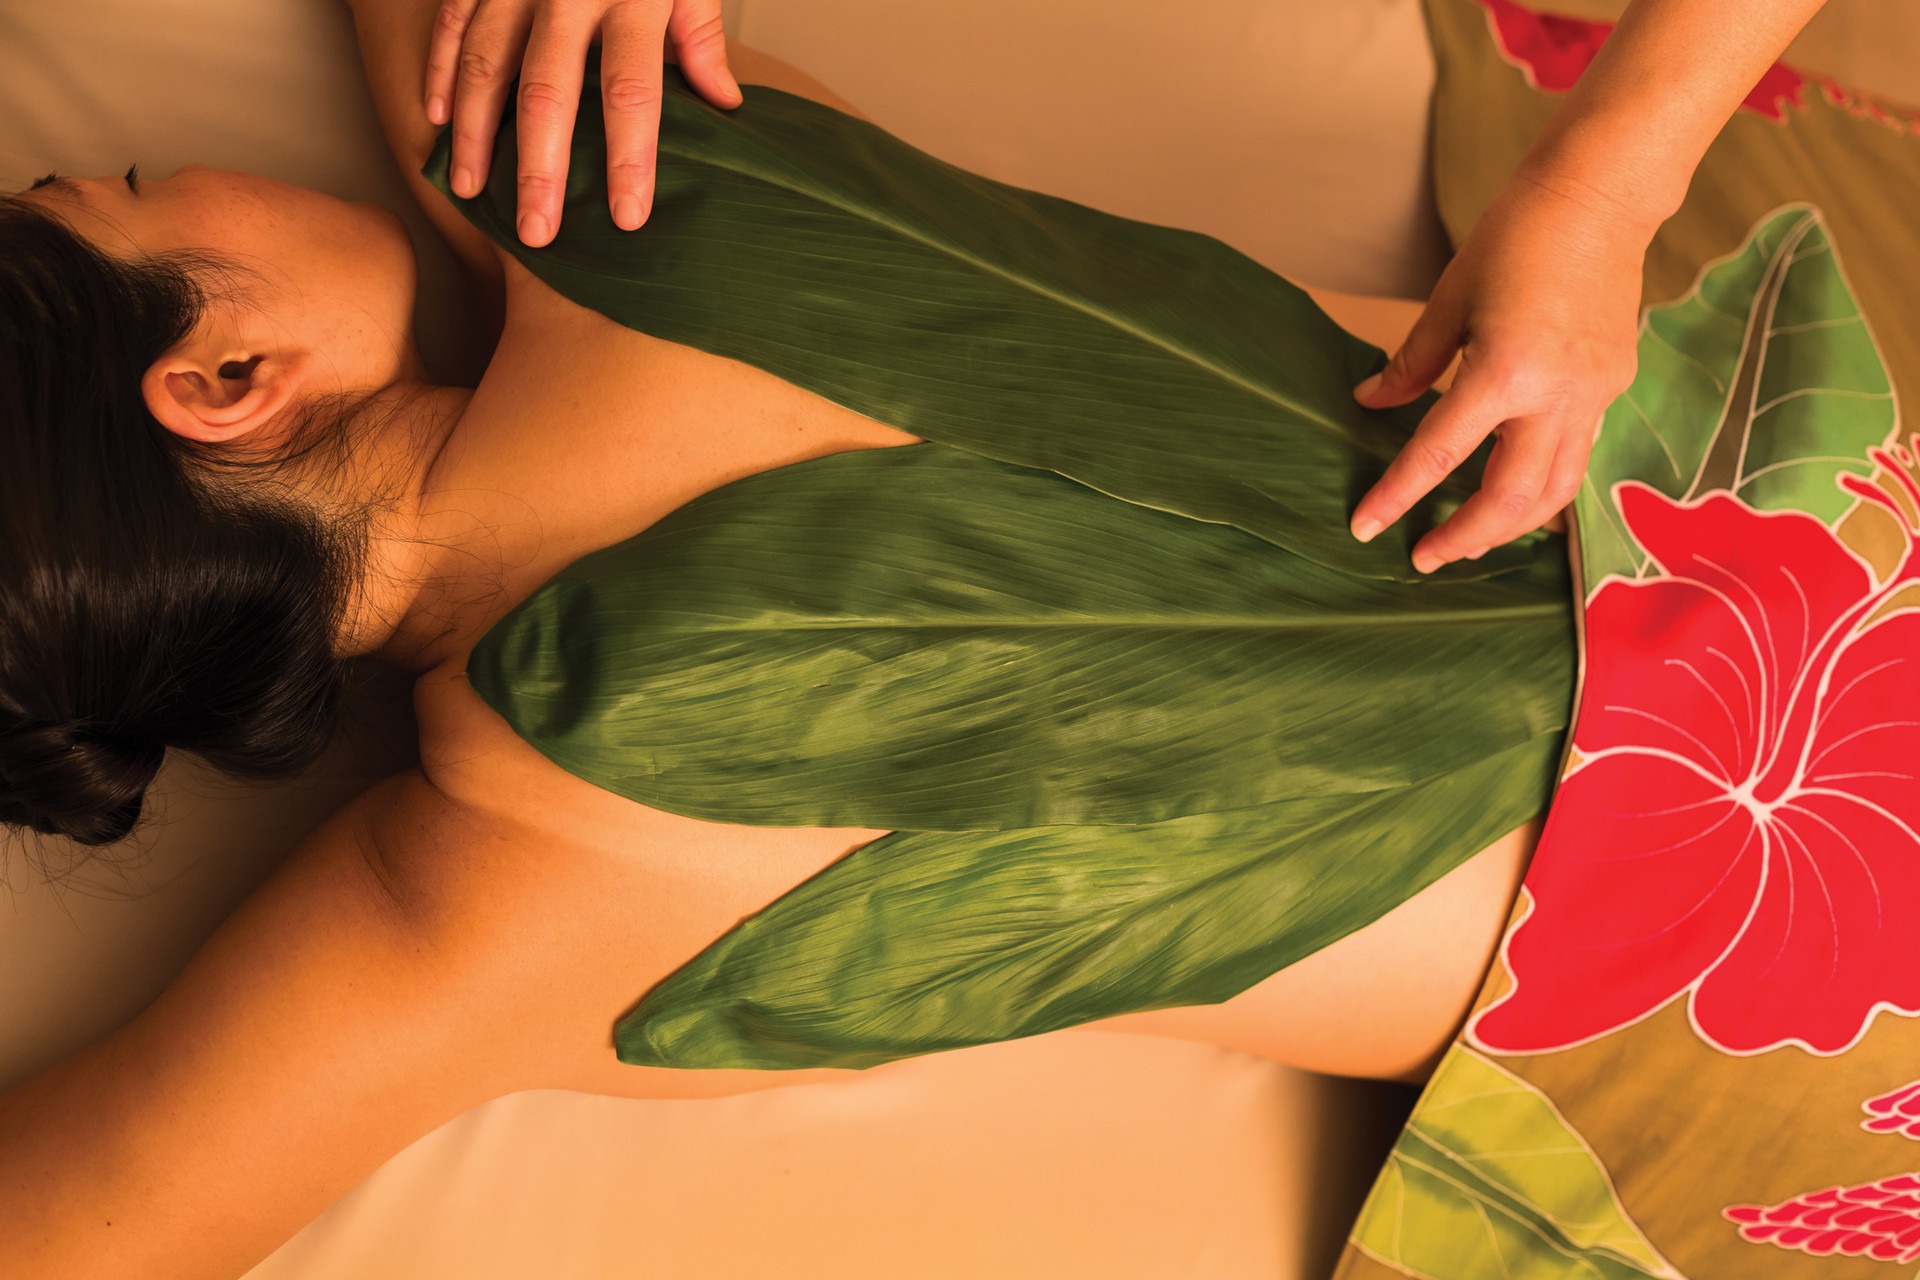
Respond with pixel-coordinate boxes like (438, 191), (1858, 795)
(599, 0), (674, 230)
(425, 0), (481, 127)
(1353, 365), (1512, 567)
(1409, 410), (1564, 572)
(509, 2), (611, 245)
(1351, 288), (1466, 412)
(1512, 406), (1606, 544)
(1349, 291), (1466, 543)
(667, 0), (743, 111)
(438, 1), (535, 207)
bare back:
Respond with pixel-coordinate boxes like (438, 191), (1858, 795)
(361, 40), (1551, 1091)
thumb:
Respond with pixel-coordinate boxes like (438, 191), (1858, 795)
(1354, 302), (1463, 407)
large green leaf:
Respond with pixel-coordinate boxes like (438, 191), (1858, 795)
(438, 60), (1579, 1069)
(469, 446), (1576, 832)
(423, 51), (1551, 586)
(613, 736), (1562, 1069)
(1578, 203), (1895, 587)
(1352, 1049), (1685, 1280)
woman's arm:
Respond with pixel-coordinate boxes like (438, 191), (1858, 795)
(0, 772), (507, 1280)
(1349, 0), (1832, 570)
(1514, 0), (1835, 232)
(0, 768), (869, 1280)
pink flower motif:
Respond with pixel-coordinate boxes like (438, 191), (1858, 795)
(1477, 0), (1810, 120)
(1864, 1080), (1920, 1139)
(1726, 1175), (1920, 1263)
(1812, 73), (1920, 135)
(1470, 444), (1920, 1056)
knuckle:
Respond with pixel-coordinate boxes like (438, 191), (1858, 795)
(448, 125), (492, 154)
(1417, 439), (1466, 478)
(517, 172), (561, 199)
(518, 77), (573, 114)
(1509, 365), (1561, 405)
(1529, 380), (1572, 415)
(606, 0), (671, 30)
(607, 157), (654, 187)
(1494, 486), (1538, 520)
(433, 2), (469, 36)
(679, 12), (727, 49)
(1472, 346), (1526, 389)
(1611, 356), (1639, 394)
(1548, 475), (1583, 506)
(603, 74), (664, 115)
(456, 46), (503, 86)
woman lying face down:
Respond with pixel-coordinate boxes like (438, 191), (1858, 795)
(0, 128), (1553, 1076)
(0, 29), (1586, 1273)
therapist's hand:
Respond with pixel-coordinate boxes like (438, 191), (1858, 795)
(1348, 169), (1652, 573)
(425, 0), (742, 246)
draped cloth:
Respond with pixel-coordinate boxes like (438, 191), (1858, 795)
(1327, 3), (1920, 1276)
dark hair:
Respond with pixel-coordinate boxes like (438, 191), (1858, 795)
(0, 194), (414, 865)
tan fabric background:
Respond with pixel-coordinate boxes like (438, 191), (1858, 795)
(0, 1), (1910, 1276)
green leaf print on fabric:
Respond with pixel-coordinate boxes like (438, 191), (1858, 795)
(1578, 203), (1895, 588)
(1351, 1048), (1686, 1280)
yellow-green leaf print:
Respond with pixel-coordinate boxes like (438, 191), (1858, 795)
(1351, 1048), (1686, 1280)
(1578, 203), (1896, 588)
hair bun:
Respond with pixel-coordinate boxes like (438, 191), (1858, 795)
(0, 718), (166, 847)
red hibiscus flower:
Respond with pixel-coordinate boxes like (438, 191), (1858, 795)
(1471, 444), (1920, 1056)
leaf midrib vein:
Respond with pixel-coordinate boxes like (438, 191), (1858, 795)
(613, 603), (1568, 632)
(656, 137), (1396, 462)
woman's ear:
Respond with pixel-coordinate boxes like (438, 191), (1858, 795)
(141, 350), (307, 445)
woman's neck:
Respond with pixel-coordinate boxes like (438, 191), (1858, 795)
(331, 381), (505, 674)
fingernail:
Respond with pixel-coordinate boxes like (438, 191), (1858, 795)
(1466, 543), (1491, 560)
(1352, 515), (1383, 543)
(519, 212), (550, 245)
(1354, 373), (1382, 401)
(721, 67), (742, 101)
(428, 95), (447, 126)
(613, 196), (643, 230)
(452, 166), (476, 198)
(1411, 549), (1441, 574)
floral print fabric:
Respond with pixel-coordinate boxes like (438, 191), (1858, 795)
(1336, 3), (1920, 1276)
(1472, 470), (1920, 1059)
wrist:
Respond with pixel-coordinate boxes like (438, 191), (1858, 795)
(1510, 134), (1683, 247)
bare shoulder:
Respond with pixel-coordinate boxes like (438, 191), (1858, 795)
(391, 662), (894, 1091)
(342, 0), (859, 356)
(486, 39), (869, 314)
(342, 0), (507, 356)
(724, 42), (869, 119)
